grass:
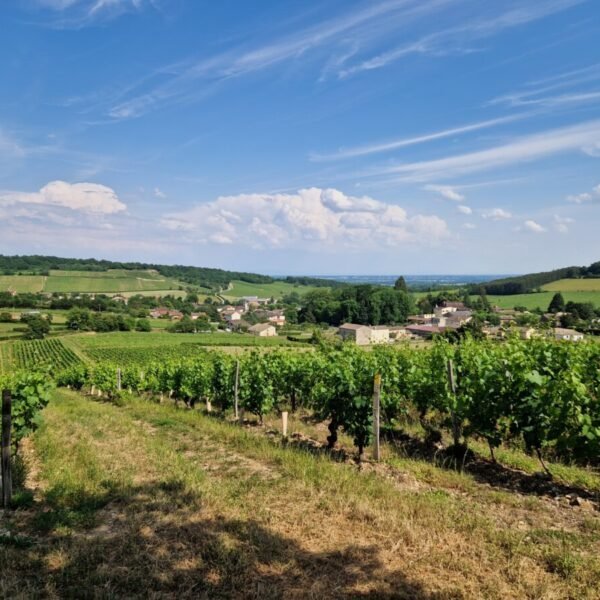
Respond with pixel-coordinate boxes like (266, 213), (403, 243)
(0, 275), (46, 293)
(484, 291), (600, 310)
(223, 279), (319, 300)
(542, 278), (600, 292)
(2, 389), (599, 598)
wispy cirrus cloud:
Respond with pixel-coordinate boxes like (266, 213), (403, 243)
(368, 119), (600, 181)
(106, 0), (453, 119)
(309, 115), (522, 162)
(338, 0), (585, 78)
(33, 0), (157, 28)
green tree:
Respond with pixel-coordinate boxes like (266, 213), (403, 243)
(23, 316), (50, 339)
(393, 276), (408, 292)
(548, 292), (565, 313)
(135, 318), (152, 332)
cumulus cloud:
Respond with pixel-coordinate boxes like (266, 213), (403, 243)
(457, 205), (472, 215)
(154, 187), (167, 199)
(482, 208), (512, 220)
(423, 184), (464, 202)
(567, 192), (592, 204)
(523, 219), (546, 233)
(566, 183), (600, 203)
(161, 187), (449, 250)
(554, 215), (574, 233)
(0, 180), (126, 214)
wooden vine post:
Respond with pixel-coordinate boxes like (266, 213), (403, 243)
(234, 360), (240, 421)
(281, 411), (288, 439)
(116, 368), (122, 392)
(372, 373), (381, 461)
(1, 389), (12, 509)
(446, 358), (460, 447)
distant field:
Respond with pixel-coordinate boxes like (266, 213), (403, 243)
(486, 290), (600, 310)
(0, 269), (190, 295)
(224, 279), (318, 300)
(0, 275), (46, 293)
(65, 330), (301, 355)
(542, 278), (600, 292)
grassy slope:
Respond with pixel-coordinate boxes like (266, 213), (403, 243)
(223, 279), (319, 300)
(0, 275), (46, 293)
(2, 390), (599, 598)
(542, 279), (600, 292)
(487, 291), (600, 310)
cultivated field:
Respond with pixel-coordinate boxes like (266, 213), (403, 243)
(0, 269), (191, 296)
(0, 275), (46, 293)
(223, 279), (319, 300)
(542, 278), (600, 292)
(487, 291), (600, 310)
(2, 390), (599, 598)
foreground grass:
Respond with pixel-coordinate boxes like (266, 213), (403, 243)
(2, 391), (600, 598)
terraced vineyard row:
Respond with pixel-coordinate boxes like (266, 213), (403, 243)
(0, 338), (82, 373)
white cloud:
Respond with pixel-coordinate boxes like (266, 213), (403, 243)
(161, 187), (449, 250)
(457, 205), (472, 215)
(154, 187), (166, 199)
(583, 142), (600, 157)
(423, 184), (464, 202)
(372, 120), (600, 181)
(566, 192), (592, 204)
(0, 180), (126, 214)
(35, 0), (152, 27)
(311, 116), (520, 161)
(523, 219), (546, 233)
(566, 183), (600, 203)
(554, 215), (574, 233)
(338, 0), (584, 78)
(482, 208), (512, 220)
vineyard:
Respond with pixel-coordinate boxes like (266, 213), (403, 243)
(0, 338), (82, 374)
(57, 336), (600, 468)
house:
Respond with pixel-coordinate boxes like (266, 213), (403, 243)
(339, 323), (372, 345)
(554, 328), (584, 341)
(149, 308), (183, 320)
(520, 327), (537, 340)
(389, 326), (409, 340)
(338, 323), (389, 345)
(267, 310), (286, 327)
(370, 326), (390, 344)
(406, 324), (442, 339)
(436, 301), (466, 315)
(408, 314), (435, 324)
(248, 323), (277, 337)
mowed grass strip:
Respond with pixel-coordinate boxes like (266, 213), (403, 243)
(2, 390), (599, 598)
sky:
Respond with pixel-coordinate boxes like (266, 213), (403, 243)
(1, 0), (599, 275)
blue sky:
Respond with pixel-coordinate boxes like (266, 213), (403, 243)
(1, 0), (599, 275)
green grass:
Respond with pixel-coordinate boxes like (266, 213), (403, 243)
(542, 278), (600, 292)
(44, 270), (183, 293)
(223, 279), (319, 300)
(0, 275), (46, 293)
(483, 291), (600, 310)
(2, 389), (600, 598)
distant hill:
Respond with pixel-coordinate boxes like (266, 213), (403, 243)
(474, 261), (600, 295)
(0, 254), (339, 292)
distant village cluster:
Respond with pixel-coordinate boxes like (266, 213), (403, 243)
(337, 300), (585, 345)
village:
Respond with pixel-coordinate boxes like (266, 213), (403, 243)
(144, 296), (586, 345)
